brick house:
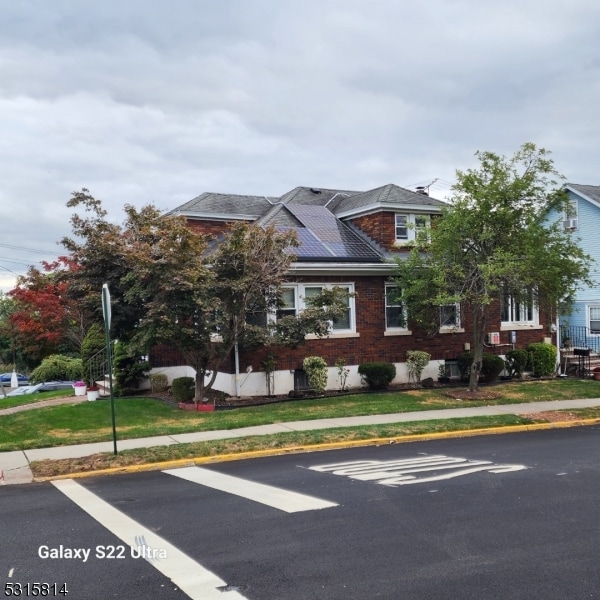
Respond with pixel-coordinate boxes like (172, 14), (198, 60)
(151, 184), (554, 395)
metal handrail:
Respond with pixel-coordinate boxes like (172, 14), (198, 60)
(87, 343), (114, 388)
(561, 325), (600, 354)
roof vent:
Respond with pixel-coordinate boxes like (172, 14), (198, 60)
(310, 188), (322, 194)
(415, 186), (429, 196)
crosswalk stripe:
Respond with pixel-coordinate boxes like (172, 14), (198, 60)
(163, 466), (338, 513)
(52, 479), (248, 600)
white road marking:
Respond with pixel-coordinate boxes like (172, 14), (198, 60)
(8, 568), (14, 578)
(164, 466), (338, 513)
(310, 455), (527, 487)
(52, 479), (247, 600)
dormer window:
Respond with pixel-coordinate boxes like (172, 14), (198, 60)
(395, 214), (408, 240)
(394, 213), (431, 244)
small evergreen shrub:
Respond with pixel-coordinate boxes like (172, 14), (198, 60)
(481, 353), (505, 382)
(526, 342), (557, 377)
(303, 356), (328, 392)
(358, 362), (396, 390)
(149, 373), (168, 392)
(30, 355), (83, 383)
(406, 350), (431, 383)
(113, 342), (150, 396)
(172, 376), (195, 403)
(504, 349), (529, 378)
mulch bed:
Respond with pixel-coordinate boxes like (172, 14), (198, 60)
(143, 380), (503, 408)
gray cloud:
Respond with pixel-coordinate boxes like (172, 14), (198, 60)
(1, 0), (600, 290)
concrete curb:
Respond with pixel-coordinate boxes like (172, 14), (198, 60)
(34, 417), (600, 483)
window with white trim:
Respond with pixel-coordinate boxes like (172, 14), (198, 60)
(501, 289), (538, 326)
(395, 213), (431, 243)
(276, 283), (355, 333)
(276, 287), (297, 321)
(395, 214), (408, 240)
(440, 304), (461, 329)
(385, 285), (407, 330)
(563, 198), (578, 230)
(589, 305), (600, 334)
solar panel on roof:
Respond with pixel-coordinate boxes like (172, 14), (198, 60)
(276, 205), (382, 261)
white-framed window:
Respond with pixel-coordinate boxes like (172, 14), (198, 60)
(563, 198), (578, 230)
(385, 284), (407, 330)
(440, 304), (461, 329)
(276, 287), (297, 321)
(501, 289), (538, 326)
(589, 305), (600, 334)
(394, 213), (431, 243)
(395, 214), (408, 240)
(276, 283), (355, 333)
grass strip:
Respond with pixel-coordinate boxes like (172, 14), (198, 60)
(3, 379), (600, 453)
(30, 414), (533, 478)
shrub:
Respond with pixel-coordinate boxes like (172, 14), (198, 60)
(526, 342), (557, 377)
(113, 342), (150, 396)
(504, 349), (529, 378)
(172, 376), (195, 403)
(457, 352), (473, 382)
(481, 353), (505, 382)
(30, 354), (83, 383)
(335, 358), (350, 391)
(358, 362), (396, 390)
(303, 356), (328, 392)
(149, 373), (168, 392)
(406, 350), (430, 383)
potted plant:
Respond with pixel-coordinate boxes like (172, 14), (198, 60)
(593, 366), (600, 382)
(87, 383), (100, 401)
(72, 380), (87, 396)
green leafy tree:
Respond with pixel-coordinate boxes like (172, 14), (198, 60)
(394, 143), (593, 392)
(0, 292), (19, 367)
(62, 190), (350, 402)
(61, 189), (157, 343)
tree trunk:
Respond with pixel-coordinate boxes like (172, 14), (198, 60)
(469, 305), (487, 392)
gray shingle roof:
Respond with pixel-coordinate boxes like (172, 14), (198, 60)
(167, 192), (274, 219)
(256, 203), (303, 227)
(567, 183), (600, 206)
(279, 186), (360, 206)
(329, 183), (446, 215)
(168, 182), (444, 263)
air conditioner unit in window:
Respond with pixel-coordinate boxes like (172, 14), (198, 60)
(563, 218), (578, 230)
(487, 332), (500, 345)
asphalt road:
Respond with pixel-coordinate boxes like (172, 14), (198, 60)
(2, 427), (600, 599)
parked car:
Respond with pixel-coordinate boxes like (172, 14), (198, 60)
(4, 381), (75, 397)
(0, 373), (29, 386)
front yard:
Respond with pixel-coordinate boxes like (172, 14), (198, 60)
(2, 378), (600, 453)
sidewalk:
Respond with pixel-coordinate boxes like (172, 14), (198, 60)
(2, 397), (600, 485)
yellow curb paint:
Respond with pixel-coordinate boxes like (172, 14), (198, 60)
(35, 417), (600, 483)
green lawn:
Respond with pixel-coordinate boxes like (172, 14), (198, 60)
(0, 389), (75, 410)
(2, 378), (600, 452)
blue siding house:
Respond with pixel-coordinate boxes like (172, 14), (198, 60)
(552, 184), (600, 356)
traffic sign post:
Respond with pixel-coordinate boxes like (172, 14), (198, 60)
(102, 284), (118, 455)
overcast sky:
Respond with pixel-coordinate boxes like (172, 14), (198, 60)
(1, 0), (599, 292)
